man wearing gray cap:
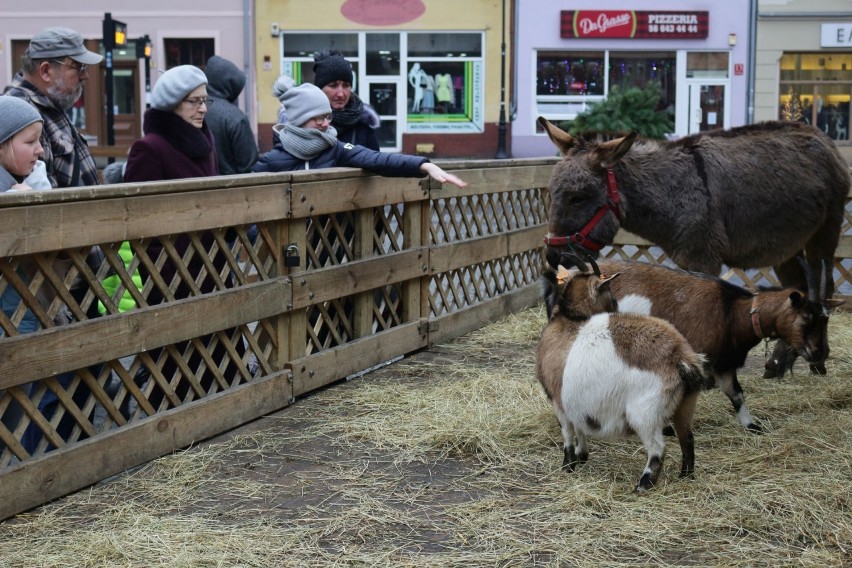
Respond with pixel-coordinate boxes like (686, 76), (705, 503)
(3, 26), (103, 188)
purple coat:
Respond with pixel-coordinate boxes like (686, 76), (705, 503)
(125, 109), (218, 182)
(124, 109), (221, 304)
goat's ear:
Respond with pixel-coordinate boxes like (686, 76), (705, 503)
(599, 272), (621, 285)
(788, 290), (806, 308)
(826, 298), (846, 309)
(595, 271), (620, 294)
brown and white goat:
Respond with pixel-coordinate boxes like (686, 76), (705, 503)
(537, 264), (711, 492)
(593, 258), (843, 432)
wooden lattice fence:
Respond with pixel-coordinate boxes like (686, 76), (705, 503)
(0, 158), (849, 521)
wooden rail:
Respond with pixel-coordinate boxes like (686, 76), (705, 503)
(0, 160), (849, 520)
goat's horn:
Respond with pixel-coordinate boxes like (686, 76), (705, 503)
(584, 254), (602, 277)
(796, 256), (819, 303)
(559, 251), (588, 272)
(819, 259), (829, 304)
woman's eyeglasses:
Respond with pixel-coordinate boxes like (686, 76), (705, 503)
(183, 97), (215, 108)
(310, 114), (333, 125)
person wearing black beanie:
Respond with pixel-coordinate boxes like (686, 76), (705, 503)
(312, 50), (381, 150)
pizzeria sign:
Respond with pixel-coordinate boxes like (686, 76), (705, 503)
(561, 10), (709, 39)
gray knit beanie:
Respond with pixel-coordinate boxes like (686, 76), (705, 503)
(0, 96), (43, 144)
(150, 65), (208, 111)
(312, 51), (353, 88)
(272, 75), (296, 102)
(283, 83), (332, 127)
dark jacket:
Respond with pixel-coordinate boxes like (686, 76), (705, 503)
(252, 125), (427, 177)
(203, 56), (259, 175)
(333, 98), (381, 151)
(124, 109), (220, 304)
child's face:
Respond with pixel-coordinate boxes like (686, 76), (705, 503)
(3, 122), (44, 177)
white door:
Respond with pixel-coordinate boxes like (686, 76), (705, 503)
(688, 83), (730, 134)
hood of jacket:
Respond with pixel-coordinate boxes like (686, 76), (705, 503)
(204, 55), (245, 103)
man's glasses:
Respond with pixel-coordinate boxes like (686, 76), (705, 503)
(51, 60), (88, 75)
(182, 97), (215, 108)
(311, 114), (333, 124)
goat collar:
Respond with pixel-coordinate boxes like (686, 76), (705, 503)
(750, 295), (767, 339)
(543, 166), (622, 253)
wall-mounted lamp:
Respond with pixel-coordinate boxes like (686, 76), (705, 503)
(728, 33), (737, 46)
(271, 22), (280, 37)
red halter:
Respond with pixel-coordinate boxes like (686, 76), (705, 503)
(543, 167), (622, 253)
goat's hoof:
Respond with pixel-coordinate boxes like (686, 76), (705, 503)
(746, 422), (764, 434)
(561, 460), (578, 472)
(635, 474), (654, 492)
(679, 469), (695, 479)
(662, 425), (675, 437)
(809, 363), (828, 376)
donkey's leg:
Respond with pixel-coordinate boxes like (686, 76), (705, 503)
(670, 392), (699, 478)
(805, 234), (841, 375)
(715, 371), (761, 432)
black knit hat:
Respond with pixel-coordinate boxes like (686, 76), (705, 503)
(313, 50), (353, 88)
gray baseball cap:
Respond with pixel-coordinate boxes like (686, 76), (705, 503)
(26, 27), (104, 65)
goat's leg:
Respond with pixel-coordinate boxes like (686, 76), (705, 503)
(634, 423), (666, 492)
(671, 392), (699, 478)
(575, 430), (589, 465)
(715, 371), (761, 432)
(560, 418), (580, 472)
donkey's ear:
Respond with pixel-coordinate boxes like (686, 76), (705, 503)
(596, 131), (638, 166)
(538, 116), (577, 155)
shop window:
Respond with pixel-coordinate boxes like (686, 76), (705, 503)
(406, 33), (484, 133)
(164, 38), (214, 69)
(535, 50), (675, 131)
(366, 34), (400, 75)
(779, 53), (851, 142)
(686, 51), (729, 79)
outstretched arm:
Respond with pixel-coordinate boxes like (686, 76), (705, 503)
(420, 162), (467, 188)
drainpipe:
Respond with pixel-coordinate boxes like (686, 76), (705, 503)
(243, 0), (254, 126)
(747, 0), (757, 124)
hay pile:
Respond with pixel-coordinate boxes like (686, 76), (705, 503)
(0, 308), (849, 567)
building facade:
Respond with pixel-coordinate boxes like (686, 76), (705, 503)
(254, 0), (511, 157)
(756, 0), (852, 157)
(1, 4), (252, 151)
(512, 0), (754, 158)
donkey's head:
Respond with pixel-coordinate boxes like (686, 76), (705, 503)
(539, 117), (637, 268)
(542, 252), (620, 320)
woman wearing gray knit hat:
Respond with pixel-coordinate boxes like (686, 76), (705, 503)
(312, 50), (381, 150)
(123, 64), (242, 408)
(253, 83), (465, 188)
(0, 96), (50, 192)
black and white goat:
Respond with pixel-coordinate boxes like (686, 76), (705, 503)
(594, 257), (842, 432)
(536, 260), (711, 491)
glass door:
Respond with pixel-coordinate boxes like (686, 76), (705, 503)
(364, 79), (404, 152)
(688, 83), (728, 134)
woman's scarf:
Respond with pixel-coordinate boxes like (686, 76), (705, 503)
(277, 123), (339, 160)
(332, 92), (365, 127)
(143, 109), (214, 160)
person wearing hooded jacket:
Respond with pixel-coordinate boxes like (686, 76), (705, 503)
(203, 55), (258, 176)
(312, 50), (381, 151)
(252, 83), (465, 188)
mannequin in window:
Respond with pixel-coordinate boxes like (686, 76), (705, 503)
(434, 72), (453, 113)
(409, 63), (435, 113)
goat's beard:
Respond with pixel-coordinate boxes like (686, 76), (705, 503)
(46, 76), (83, 111)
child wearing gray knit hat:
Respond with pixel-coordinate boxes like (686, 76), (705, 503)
(0, 96), (43, 145)
(150, 65), (208, 111)
(0, 96), (50, 191)
(283, 83), (333, 127)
